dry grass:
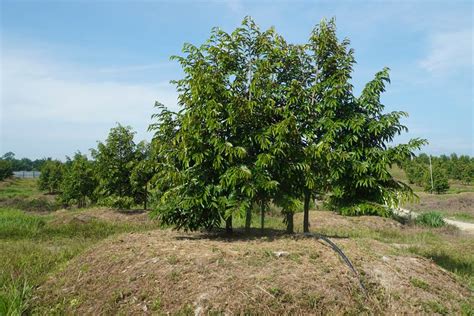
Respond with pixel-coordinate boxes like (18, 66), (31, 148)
(405, 192), (474, 217)
(49, 207), (151, 225)
(34, 220), (472, 315)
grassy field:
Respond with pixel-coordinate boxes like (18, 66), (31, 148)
(0, 179), (160, 315)
(0, 179), (43, 200)
(0, 178), (473, 314)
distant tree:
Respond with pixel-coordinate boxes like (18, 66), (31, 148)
(60, 153), (97, 207)
(2, 152), (15, 160)
(38, 160), (64, 194)
(2, 152), (50, 171)
(92, 124), (138, 208)
(0, 159), (14, 181)
(403, 153), (473, 186)
(130, 141), (154, 210)
(424, 165), (449, 194)
(404, 160), (428, 186)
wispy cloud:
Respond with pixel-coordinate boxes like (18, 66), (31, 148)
(419, 29), (473, 74)
(2, 52), (178, 122)
(1, 48), (178, 158)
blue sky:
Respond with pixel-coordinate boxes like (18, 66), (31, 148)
(1, 0), (472, 159)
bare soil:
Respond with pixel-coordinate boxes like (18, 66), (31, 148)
(34, 216), (472, 315)
(49, 207), (152, 225)
(405, 192), (474, 216)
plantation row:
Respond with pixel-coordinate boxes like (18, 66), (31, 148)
(0, 152), (47, 172)
(402, 153), (474, 193)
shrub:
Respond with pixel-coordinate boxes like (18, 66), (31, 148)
(416, 212), (445, 228)
(424, 167), (449, 194)
(0, 160), (13, 181)
(334, 202), (392, 217)
(98, 195), (134, 209)
(38, 160), (64, 194)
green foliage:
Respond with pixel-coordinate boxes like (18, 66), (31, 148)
(0, 205), (160, 314)
(1, 152), (49, 172)
(129, 141), (154, 209)
(92, 124), (146, 207)
(0, 160), (14, 181)
(150, 17), (296, 231)
(336, 202), (392, 217)
(424, 166), (449, 194)
(60, 153), (97, 208)
(0, 208), (46, 239)
(150, 17), (425, 231)
(403, 153), (474, 187)
(0, 277), (32, 316)
(38, 160), (64, 194)
(98, 195), (134, 209)
(404, 161), (428, 186)
(415, 212), (446, 228)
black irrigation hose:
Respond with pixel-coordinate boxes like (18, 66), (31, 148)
(299, 232), (368, 296)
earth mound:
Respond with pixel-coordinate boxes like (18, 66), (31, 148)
(34, 229), (471, 314)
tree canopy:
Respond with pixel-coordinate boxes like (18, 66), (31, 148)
(149, 17), (426, 233)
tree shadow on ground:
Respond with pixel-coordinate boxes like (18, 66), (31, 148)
(428, 253), (473, 276)
(116, 209), (148, 215)
(174, 227), (349, 243)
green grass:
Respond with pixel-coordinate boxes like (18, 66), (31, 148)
(0, 207), (159, 315)
(449, 212), (474, 223)
(447, 181), (474, 194)
(0, 179), (41, 200)
(0, 179), (61, 212)
(410, 277), (429, 290)
(415, 212), (446, 228)
(1, 178), (473, 314)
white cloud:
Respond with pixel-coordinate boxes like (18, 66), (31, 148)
(223, 0), (243, 13)
(0, 49), (179, 158)
(419, 29), (473, 74)
(1, 50), (179, 121)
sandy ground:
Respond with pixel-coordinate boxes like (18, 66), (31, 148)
(396, 207), (474, 234)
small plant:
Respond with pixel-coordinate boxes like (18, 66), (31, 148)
(98, 196), (134, 209)
(410, 277), (429, 290)
(336, 202), (392, 217)
(415, 212), (446, 228)
(152, 297), (162, 311)
(269, 287), (283, 297)
(0, 278), (32, 316)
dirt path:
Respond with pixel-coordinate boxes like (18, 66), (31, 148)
(395, 207), (474, 234)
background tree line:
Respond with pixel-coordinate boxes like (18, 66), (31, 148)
(19, 124), (153, 209)
(403, 153), (474, 194)
(0, 152), (50, 172)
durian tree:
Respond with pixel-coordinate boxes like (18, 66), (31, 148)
(150, 17), (425, 233)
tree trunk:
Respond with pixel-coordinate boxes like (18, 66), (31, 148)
(143, 189), (147, 210)
(225, 215), (233, 234)
(303, 189), (311, 233)
(260, 200), (265, 232)
(286, 212), (294, 234)
(245, 205), (252, 234)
